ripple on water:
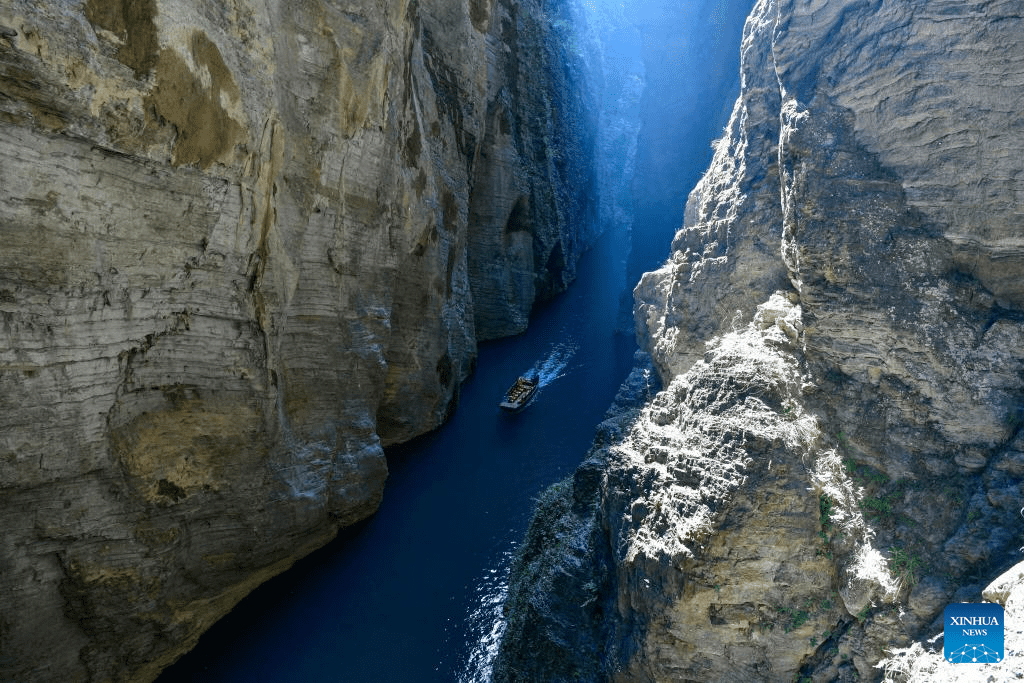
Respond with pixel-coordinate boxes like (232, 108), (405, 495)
(530, 341), (579, 388)
(457, 549), (516, 682)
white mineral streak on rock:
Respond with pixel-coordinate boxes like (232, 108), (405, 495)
(811, 449), (900, 617)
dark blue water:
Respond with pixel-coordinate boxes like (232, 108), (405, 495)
(161, 225), (635, 682)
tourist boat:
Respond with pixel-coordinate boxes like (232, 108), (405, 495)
(500, 376), (538, 412)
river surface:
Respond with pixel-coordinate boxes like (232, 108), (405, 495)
(161, 225), (637, 682)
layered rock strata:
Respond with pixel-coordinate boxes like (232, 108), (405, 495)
(0, 0), (596, 680)
(497, 0), (1024, 680)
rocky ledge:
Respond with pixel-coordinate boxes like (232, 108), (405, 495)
(496, 0), (1024, 680)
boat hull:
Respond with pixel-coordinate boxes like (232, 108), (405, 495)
(500, 377), (537, 412)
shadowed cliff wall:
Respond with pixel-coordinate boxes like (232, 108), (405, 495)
(626, 0), (752, 289)
(0, 0), (596, 680)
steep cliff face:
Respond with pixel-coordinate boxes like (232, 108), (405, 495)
(497, 0), (1024, 680)
(0, 1), (595, 680)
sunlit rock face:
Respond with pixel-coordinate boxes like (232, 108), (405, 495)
(0, 0), (595, 680)
(498, 0), (1024, 680)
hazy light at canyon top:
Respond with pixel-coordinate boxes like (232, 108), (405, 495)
(569, 0), (750, 286)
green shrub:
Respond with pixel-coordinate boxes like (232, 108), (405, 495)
(888, 546), (922, 588)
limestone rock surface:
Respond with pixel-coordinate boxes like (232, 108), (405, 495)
(498, 0), (1024, 680)
(0, 0), (596, 680)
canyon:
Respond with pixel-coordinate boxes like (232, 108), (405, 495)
(496, 0), (1024, 681)
(2, 0), (1022, 680)
(0, 0), (597, 680)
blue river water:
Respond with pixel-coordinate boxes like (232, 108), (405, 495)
(160, 225), (637, 682)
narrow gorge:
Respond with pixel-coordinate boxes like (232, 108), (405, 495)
(496, 0), (1024, 681)
(1, 0), (1022, 681)
(0, 0), (597, 679)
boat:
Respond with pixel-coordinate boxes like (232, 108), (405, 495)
(500, 376), (538, 412)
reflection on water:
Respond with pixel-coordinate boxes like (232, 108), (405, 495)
(456, 549), (515, 682)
